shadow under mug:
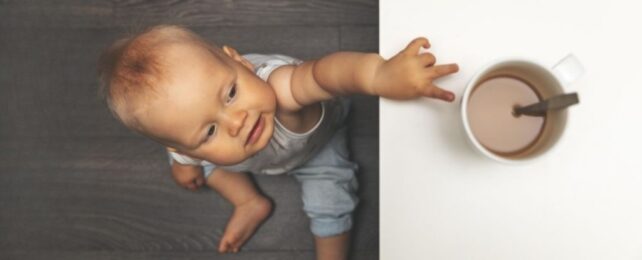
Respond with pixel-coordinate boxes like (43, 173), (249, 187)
(460, 54), (584, 164)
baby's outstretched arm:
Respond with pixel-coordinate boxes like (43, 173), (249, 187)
(268, 37), (458, 111)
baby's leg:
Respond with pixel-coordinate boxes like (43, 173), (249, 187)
(315, 232), (351, 260)
(206, 168), (272, 253)
(291, 127), (359, 260)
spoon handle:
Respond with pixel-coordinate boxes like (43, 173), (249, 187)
(514, 92), (580, 117)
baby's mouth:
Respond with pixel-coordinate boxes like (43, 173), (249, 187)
(245, 115), (264, 146)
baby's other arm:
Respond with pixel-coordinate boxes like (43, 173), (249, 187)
(268, 37), (459, 112)
(168, 147), (205, 191)
(170, 161), (205, 191)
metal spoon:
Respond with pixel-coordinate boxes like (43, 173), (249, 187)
(513, 92), (580, 117)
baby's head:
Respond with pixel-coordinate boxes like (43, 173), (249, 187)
(98, 25), (277, 165)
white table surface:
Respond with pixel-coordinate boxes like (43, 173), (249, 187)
(380, 0), (642, 259)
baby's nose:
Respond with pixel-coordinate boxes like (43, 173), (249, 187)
(225, 111), (247, 137)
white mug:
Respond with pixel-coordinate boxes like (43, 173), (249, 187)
(460, 54), (584, 164)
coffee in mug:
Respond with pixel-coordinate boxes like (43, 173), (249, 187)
(467, 76), (545, 156)
(461, 54), (584, 163)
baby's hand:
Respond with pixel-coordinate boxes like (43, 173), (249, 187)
(170, 163), (206, 191)
(372, 37), (459, 102)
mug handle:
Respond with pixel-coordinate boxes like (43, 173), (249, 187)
(552, 53), (585, 86)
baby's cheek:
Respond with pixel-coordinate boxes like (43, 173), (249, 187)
(202, 144), (247, 166)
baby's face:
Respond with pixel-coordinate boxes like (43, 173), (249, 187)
(138, 42), (276, 165)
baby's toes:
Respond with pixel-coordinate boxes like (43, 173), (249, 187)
(219, 233), (244, 253)
(218, 240), (232, 253)
(230, 239), (243, 253)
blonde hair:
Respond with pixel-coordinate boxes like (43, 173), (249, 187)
(97, 25), (216, 129)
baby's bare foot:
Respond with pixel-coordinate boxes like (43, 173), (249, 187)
(218, 196), (272, 253)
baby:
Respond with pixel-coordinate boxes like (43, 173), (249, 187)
(98, 25), (458, 259)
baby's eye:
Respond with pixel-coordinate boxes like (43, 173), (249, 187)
(207, 125), (217, 138)
(225, 84), (237, 104)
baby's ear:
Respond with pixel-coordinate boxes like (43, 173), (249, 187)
(222, 45), (254, 71)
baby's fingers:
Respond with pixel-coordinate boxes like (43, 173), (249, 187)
(195, 176), (205, 187)
(430, 63), (459, 77)
(424, 85), (455, 102)
(185, 182), (197, 191)
(184, 178), (204, 191)
(404, 37), (430, 55)
(419, 52), (436, 66)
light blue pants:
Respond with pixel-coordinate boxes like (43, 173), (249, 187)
(289, 125), (359, 238)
